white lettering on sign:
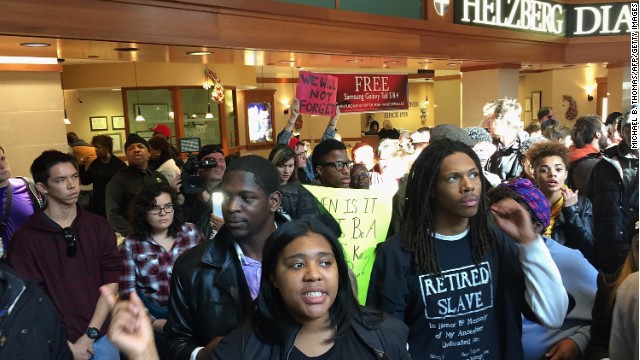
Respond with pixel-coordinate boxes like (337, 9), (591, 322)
(459, 0), (564, 35)
(354, 76), (390, 92)
(573, 4), (632, 35)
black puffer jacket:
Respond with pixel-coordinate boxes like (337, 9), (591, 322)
(279, 181), (341, 236)
(163, 213), (289, 360)
(586, 155), (639, 273)
(211, 308), (410, 360)
(0, 265), (71, 360)
(549, 195), (594, 262)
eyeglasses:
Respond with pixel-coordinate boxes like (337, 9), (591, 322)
(148, 204), (174, 215)
(62, 227), (77, 257)
(351, 172), (369, 180)
(321, 161), (354, 171)
(295, 152), (307, 159)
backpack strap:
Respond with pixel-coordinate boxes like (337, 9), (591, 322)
(0, 182), (13, 238)
(15, 176), (44, 211)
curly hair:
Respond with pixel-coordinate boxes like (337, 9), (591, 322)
(128, 183), (184, 239)
(526, 140), (570, 169)
(518, 136), (546, 160)
(91, 135), (114, 154)
(465, 126), (493, 144)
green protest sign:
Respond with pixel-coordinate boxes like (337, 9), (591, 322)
(303, 185), (393, 304)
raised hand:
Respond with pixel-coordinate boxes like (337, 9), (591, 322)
(490, 198), (537, 244)
(560, 188), (578, 207)
(100, 286), (159, 360)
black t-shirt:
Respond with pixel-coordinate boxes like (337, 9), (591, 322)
(288, 327), (377, 360)
(403, 231), (501, 359)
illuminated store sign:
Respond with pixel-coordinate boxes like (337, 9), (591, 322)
(454, 0), (633, 37)
(567, 3), (633, 36)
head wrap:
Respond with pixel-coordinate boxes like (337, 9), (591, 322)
(499, 178), (550, 228)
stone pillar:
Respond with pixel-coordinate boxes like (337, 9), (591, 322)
(461, 64), (520, 128)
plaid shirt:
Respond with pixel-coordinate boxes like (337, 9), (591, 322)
(119, 222), (204, 307)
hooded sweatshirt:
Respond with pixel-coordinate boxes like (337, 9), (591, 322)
(7, 206), (122, 341)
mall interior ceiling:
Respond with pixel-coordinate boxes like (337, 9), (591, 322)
(0, 34), (606, 79)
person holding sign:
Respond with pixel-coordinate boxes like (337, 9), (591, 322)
(276, 99), (341, 184)
(269, 145), (342, 237)
(367, 139), (568, 360)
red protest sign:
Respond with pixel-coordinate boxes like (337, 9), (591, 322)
(330, 73), (408, 113)
(296, 71), (338, 116)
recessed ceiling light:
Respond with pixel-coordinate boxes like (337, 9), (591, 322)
(0, 56), (58, 64)
(20, 42), (51, 48)
(346, 59), (363, 63)
(186, 51), (212, 56)
(114, 47), (140, 52)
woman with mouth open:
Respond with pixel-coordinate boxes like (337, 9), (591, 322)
(211, 219), (409, 359)
(106, 219), (409, 360)
(526, 140), (594, 262)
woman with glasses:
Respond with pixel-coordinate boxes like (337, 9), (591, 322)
(119, 183), (204, 345)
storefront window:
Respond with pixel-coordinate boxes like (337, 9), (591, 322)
(124, 88), (174, 142)
(182, 88), (221, 147)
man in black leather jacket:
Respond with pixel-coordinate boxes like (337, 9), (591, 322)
(164, 155), (287, 360)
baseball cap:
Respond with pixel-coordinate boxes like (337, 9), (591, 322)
(150, 124), (172, 138)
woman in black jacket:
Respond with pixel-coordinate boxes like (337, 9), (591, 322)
(212, 219), (410, 360)
(527, 140), (594, 261)
(106, 219), (409, 360)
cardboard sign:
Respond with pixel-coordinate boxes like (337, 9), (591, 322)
(296, 71), (338, 116)
(330, 73), (408, 113)
(304, 185), (393, 304)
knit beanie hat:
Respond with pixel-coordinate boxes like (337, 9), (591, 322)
(430, 125), (475, 148)
(124, 133), (150, 151)
(499, 178), (550, 228)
